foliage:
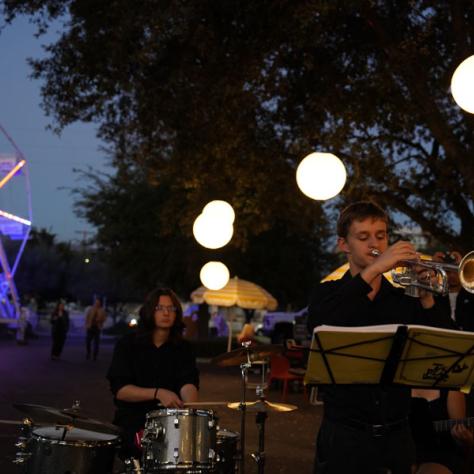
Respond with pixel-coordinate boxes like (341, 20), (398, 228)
(2, 1), (473, 265)
(5, 228), (130, 304)
(75, 164), (329, 307)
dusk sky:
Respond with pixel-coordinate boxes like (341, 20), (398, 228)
(0, 16), (111, 243)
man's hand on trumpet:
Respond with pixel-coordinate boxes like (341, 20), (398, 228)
(368, 241), (418, 274)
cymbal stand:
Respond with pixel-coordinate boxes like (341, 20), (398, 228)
(251, 384), (268, 473)
(239, 341), (252, 474)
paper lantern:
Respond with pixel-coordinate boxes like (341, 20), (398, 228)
(296, 152), (347, 200)
(451, 55), (474, 114)
(200, 261), (230, 290)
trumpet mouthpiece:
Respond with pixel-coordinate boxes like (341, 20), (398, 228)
(370, 249), (381, 256)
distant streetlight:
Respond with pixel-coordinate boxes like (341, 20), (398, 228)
(296, 152), (347, 200)
(451, 55), (474, 114)
(193, 213), (234, 249)
(200, 261), (230, 290)
(203, 200), (235, 224)
(84, 258), (90, 264)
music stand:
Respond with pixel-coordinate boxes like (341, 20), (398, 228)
(305, 324), (474, 391)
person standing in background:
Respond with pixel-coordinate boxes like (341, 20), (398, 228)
(51, 300), (69, 360)
(434, 251), (474, 331)
(85, 297), (107, 361)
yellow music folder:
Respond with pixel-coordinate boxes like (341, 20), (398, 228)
(305, 324), (474, 389)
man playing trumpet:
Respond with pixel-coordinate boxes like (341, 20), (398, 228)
(308, 201), (453, 474)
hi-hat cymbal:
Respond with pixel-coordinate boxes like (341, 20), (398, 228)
(212, 344), (283, 367)
(13, 403), (121, 435)
(227, 400), (298, 413)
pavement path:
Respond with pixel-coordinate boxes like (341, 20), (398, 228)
(0, 334), (321, 473)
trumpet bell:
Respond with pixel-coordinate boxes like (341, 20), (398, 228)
(459, 251), (474, 294)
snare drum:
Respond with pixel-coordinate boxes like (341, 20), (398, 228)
(22, 426), (119, 474)
(215, 429), (239, 474)
(142, 408), (217, 472)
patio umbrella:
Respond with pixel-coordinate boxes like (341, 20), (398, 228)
(191, 277), (278, 352)
(191, 277), (278, 310)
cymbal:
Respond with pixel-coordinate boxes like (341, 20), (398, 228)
(13, 403), (73, 426)
(212, 344), (283, 367)
(62, 408), (121, 435)
(13, 403), (121, 435)
(227, 400), (298, 413)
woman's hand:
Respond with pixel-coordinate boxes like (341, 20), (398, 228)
(156, 388), (183, 408)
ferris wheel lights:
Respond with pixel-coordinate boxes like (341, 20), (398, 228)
(0, 160), (26, 189)
(0, 210), (31, 226)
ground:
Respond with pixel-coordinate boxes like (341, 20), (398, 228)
(0, 333), (321, 473)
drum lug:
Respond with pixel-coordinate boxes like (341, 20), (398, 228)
(209, 448), (216, 460)
(173, 447), (179, 460)
(13, 451), (32, 464)
(173, 417), (179, 428)
(14, 439), (27, 449)
(208, 419), (215, 429)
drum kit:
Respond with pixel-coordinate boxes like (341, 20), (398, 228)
(5, 342), (299, 473)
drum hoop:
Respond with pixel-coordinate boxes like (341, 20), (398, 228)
(31, 432), (119, 448)
(147, 408), (215, 418)
(144, 460), (214, 469)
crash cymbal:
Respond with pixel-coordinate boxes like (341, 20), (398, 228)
(13, 403), (73, 425)
(212, 344), (283, 367)
(227, 399), (297, 413)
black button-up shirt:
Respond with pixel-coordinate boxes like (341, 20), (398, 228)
(308, 272), (453, 425)
(107, 333), (199, 433)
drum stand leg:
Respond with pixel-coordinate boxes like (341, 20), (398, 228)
(251, 410), (267, 474)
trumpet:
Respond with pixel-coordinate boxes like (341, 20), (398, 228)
(370, 249), (474, 296)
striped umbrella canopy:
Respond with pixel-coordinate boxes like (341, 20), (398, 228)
(191, 277), (278, 310)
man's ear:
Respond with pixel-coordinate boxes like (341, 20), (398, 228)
(337, 237), (349, 254)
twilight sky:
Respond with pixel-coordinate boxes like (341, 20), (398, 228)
(0, 16), (110, 243)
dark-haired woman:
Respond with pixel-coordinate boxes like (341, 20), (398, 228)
(107, 288), (199, 459)
(50, 301), (69, 360)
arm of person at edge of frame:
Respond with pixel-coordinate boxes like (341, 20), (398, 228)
(447, 391), (474, 449)
(116, 385), (186, 408)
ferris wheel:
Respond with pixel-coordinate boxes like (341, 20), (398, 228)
(0, 123), (32, 321)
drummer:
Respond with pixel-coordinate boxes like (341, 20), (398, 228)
(107, 287), (199, 459)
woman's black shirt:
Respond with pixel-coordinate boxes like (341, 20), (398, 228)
(107, 332), (199, 445)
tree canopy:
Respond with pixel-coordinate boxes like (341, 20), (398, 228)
(2, 1), (473, 302)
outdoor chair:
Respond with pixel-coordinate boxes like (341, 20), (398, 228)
(268, 354), (306, 402)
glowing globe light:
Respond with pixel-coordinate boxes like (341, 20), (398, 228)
(203, 200), (235, 224)
(200, 261), (230, 290)
(193, 213), (234, 249)
(451, 55), (474, 114)
(296, 152), (347, 200)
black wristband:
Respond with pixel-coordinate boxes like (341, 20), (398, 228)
(153, 388), (159, 401)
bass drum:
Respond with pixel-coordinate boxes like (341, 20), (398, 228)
(24, 426), (119, 474)
(215, 429), (239, 473)
(142, 408), (217, 472)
